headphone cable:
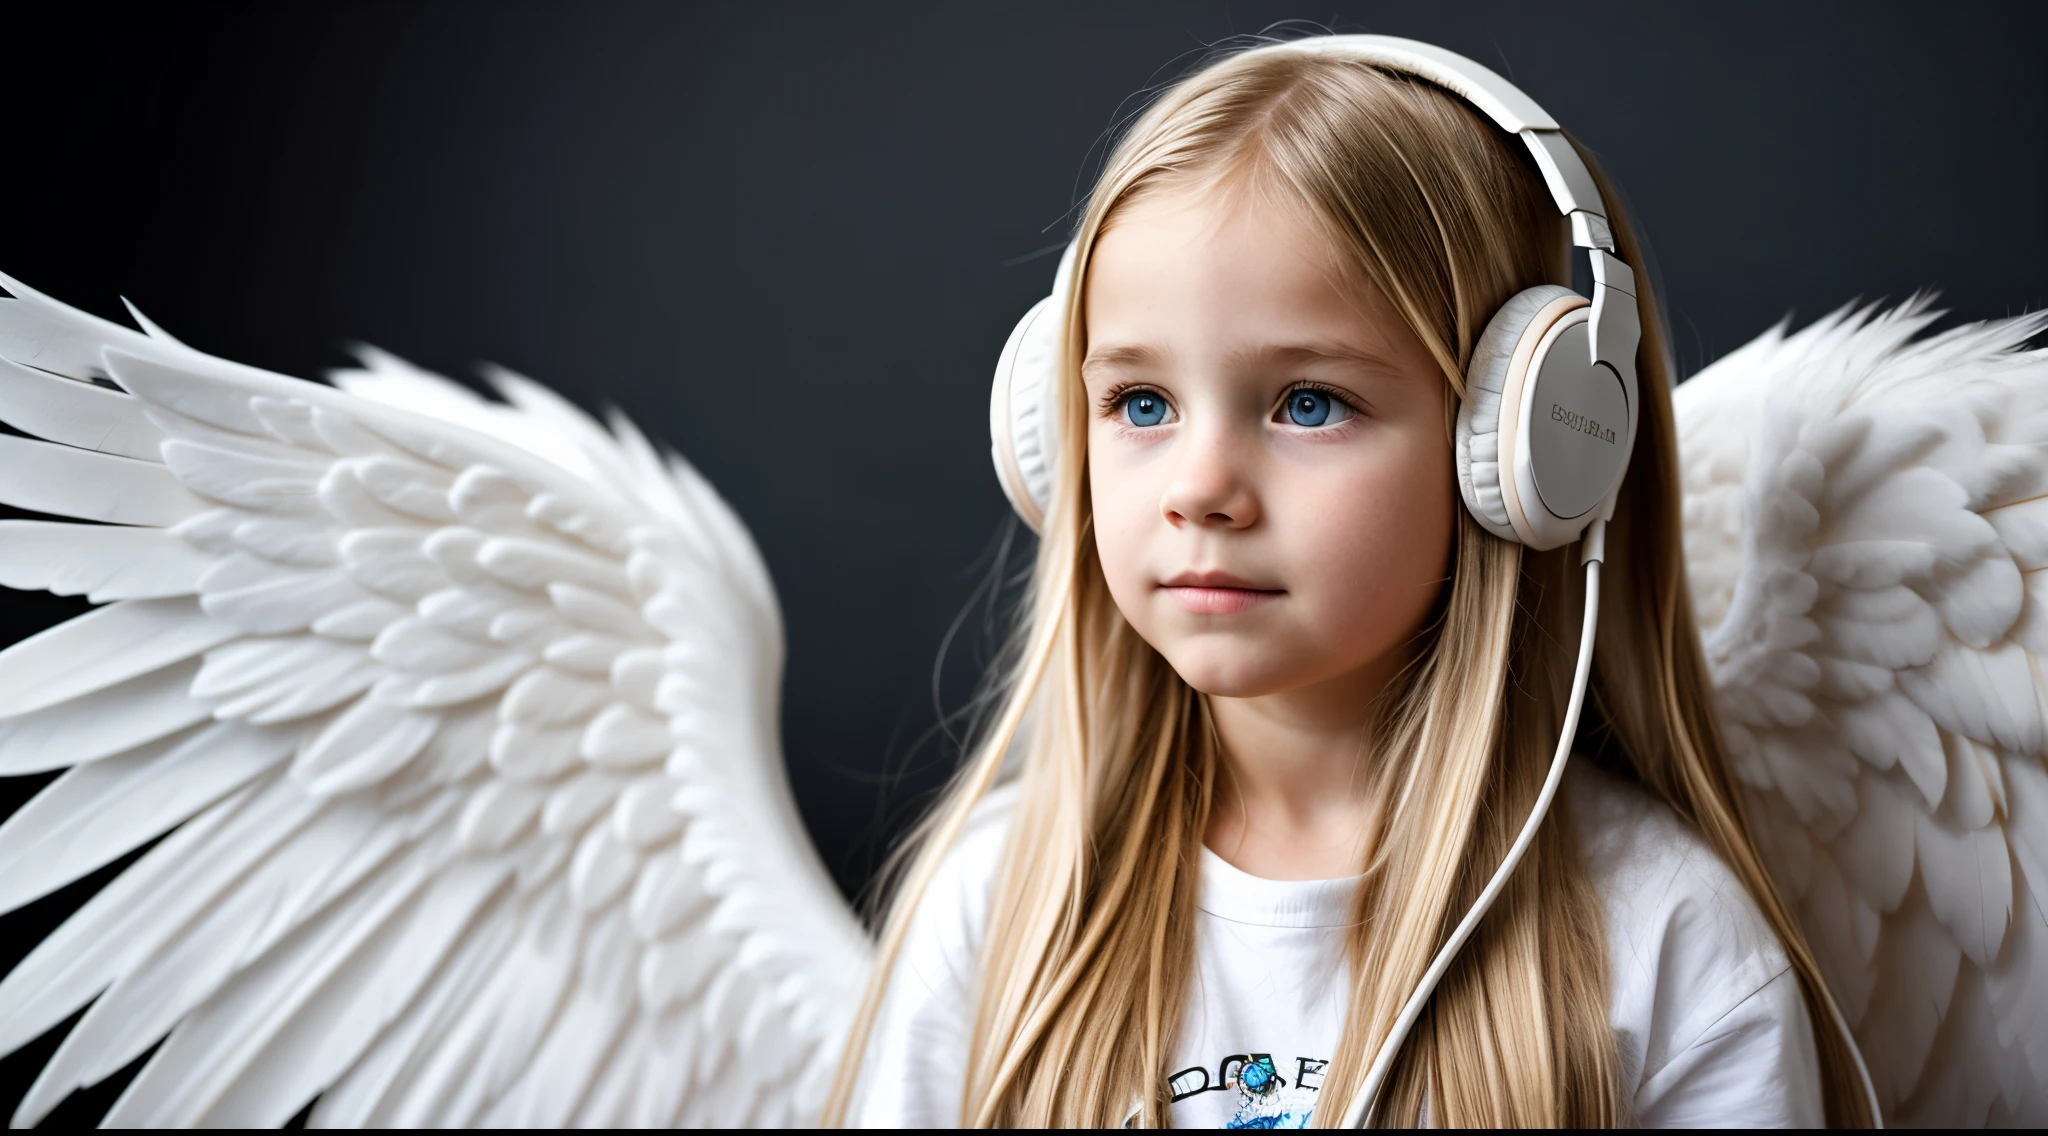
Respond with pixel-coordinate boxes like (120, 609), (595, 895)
(1341, 518), (1606, 1128)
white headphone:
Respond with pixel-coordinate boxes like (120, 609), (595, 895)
(988, 34), (1643, 551)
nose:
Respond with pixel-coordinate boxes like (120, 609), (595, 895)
(1160, 425), (1259, 530)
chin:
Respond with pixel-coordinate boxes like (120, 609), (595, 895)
(1157, 645), (1297, 699)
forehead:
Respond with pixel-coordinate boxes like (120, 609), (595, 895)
(1081, 185), (1400, 362)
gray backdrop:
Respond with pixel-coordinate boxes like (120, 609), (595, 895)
(0, 0), (2042, 1122)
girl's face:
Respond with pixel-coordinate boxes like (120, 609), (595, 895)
(1083, 187), (1457, 702)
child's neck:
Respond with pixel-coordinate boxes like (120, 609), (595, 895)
(1201, 661), (1394, 881)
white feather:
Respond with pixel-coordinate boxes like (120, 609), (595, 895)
(569, 823), (641, 912)
(581, 703), (671, 767)
(0, 778), (322, 1096)
(306, 905), (520, 1126)
(0, 598), (234, 718)
(133, 858), (510, 1127)
(205, 639), (383, 724)
(0, 658), (210, 775)
(549, 581), (651, 640)
(476, 987), (626, 1126)
(455, 780), (546, 854)
(0, 722), (291, 912)
(417, 586), (517, 640)
(120, 296), (188, 346)
(311, 596), (411, 641)
(230, 514), (340, 567)
(104, 349), (282, 435)
(0, 520), (212, 600)
(0, 433), (207, 525)
(0, 355), (165, 459)
(479, 535), (632, 597)
(353, 453), (459, 522)
(203, 567), (367, 635)
(407, 650), (534, 708)
(629, 846), (709, 939)
(15, 796), (424, 1125)
(504, 666), (613, 726)
(317, 462), (417, 529)
(377, 895), (578, 1125)
(339, 529), (447, 602)
(194, 634), (367, 700)
(372, 616), (499, 672)
(160, 439), (330, 514)
(1984, 497), (2048, 570)
(491, 721), (584, 782)
(0, 278), (180, 382)
(609, 645), (666, 709)
(1835, 770), (1918, 914)
(610, 776), (685, 847)
(293, 695), (440, 796)
(543, 632), (633, 674)
(100, 852), (443, 1125)
(448, 465), (539, 534)
(1915, 809), (2013, 968)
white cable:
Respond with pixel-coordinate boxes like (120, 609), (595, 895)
(1342, 522), (1605, 1128)
(1821, 973), (1885, 1128)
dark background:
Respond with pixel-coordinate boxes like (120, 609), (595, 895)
(1, 0), (2042, 1124)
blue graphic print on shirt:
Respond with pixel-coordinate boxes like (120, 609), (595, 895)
(1167, 1053), (1329, 1129)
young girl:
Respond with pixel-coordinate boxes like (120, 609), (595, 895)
(828, 36), (1872, 1127)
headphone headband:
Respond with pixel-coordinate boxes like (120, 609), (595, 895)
(1267, 37), (1560, 132)
(1254, 37), (1615, 252)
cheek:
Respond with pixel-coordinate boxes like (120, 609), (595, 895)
(1086, 425), (1158, 602)
(1277, 438), (1455, 651)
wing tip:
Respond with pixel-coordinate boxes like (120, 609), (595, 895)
(119, 297), (189, 348)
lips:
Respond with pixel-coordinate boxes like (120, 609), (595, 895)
(1159, 571), (1281, 615)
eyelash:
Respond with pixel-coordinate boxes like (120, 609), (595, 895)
(1270, 381), (1362, 423)
(1096, 381), (1157, 418)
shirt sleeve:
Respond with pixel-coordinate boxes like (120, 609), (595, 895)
(847, 920), (975, 1128)
(1570, 765), (1828, 1128)
(1632, 967), (1825, 1127)
(846, 798), (1011, 1128)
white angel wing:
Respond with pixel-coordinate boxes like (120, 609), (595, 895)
(0, 273), (871, 1126)
(1677, 299), (2048, 1126)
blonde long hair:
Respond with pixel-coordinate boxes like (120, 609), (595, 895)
(827, 43), (1874, 1128)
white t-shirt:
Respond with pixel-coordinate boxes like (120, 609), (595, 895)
(849, 763), (1823, 1128)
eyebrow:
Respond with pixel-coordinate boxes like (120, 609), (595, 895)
(1078, 344), (1164, 379)
(1228, 341), (1404, 373)
(1080, 340), (1412, 384)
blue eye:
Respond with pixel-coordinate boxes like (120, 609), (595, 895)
(1286, 389), (1333, 426)
(1122, 391), (1168, 427)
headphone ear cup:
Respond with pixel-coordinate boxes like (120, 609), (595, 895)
(1457, 285), (1584, 545)
(988, 294), (1061, 531)
(989, 243), (1081, 532)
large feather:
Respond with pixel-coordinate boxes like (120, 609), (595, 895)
(1679, 298), (2048, 1124)
(0, 272), (871, 1127)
